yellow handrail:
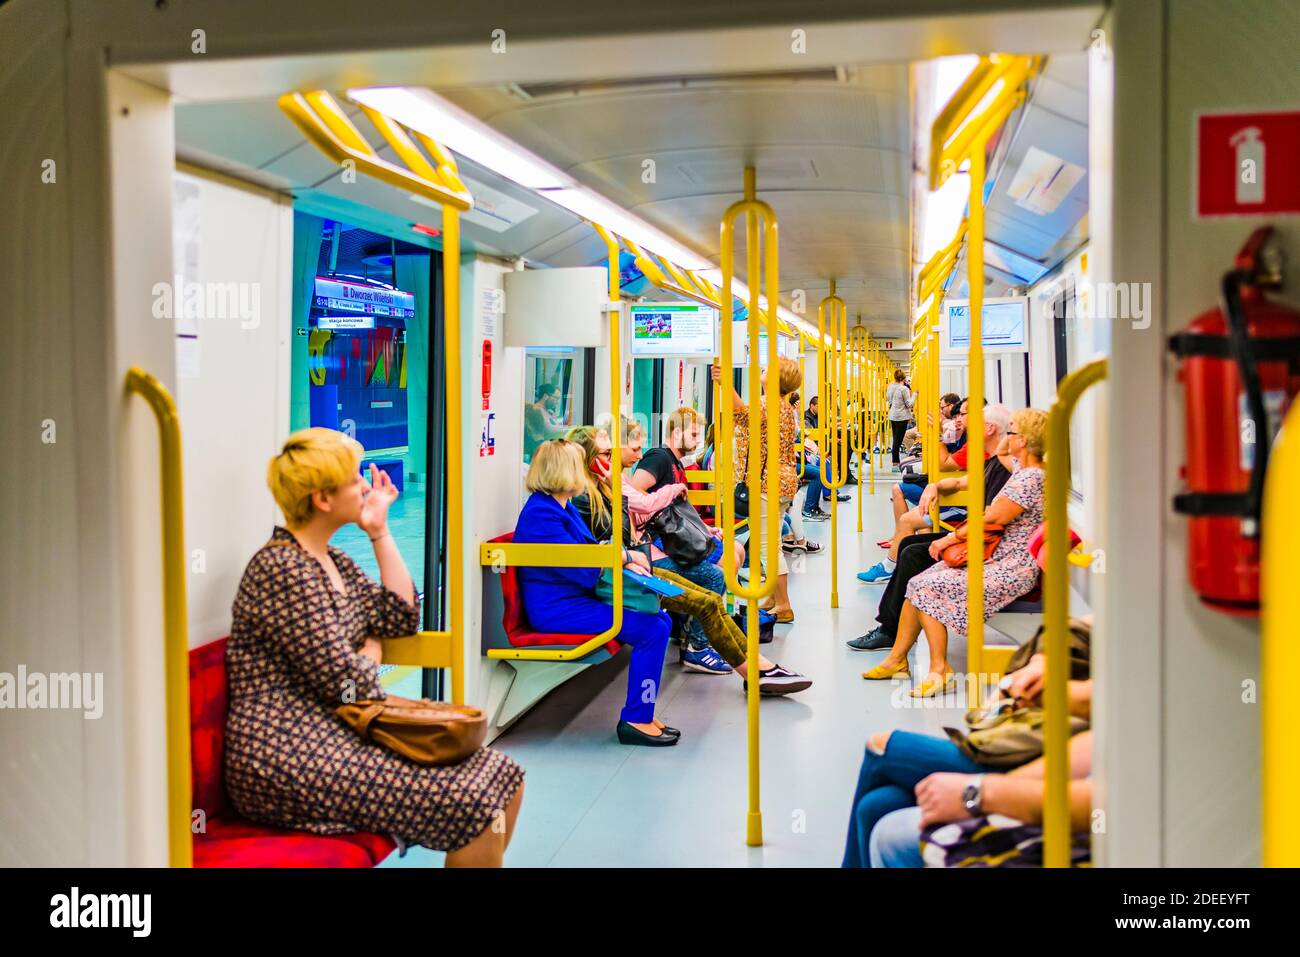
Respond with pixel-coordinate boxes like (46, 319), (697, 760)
(717, 166), (781, 847)
(280, 92), (472, 213)
(927, 54), (1040, 707)
(1262, 399), (1300, 865)
(817, 280), (849, 607)
(1042, 357), (1107, 867)
(124, 367), (192, 869)
(484, 221), (625, 661)
(849, 325), (870, 531)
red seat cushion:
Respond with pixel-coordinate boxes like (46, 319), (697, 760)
(189, 636), (395, 867)
(194, 818), (391, 868)
(489, 532), (621, 655)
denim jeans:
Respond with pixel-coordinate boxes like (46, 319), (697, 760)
(870, 806), (926, 868)
(841, 730), (983, 868)
(652, 554), (726, 651)
(801, 461), (826, 514)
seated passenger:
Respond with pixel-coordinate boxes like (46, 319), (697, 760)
(569, 426), (810, 695)
(844, 633), (1093, 867)
(870, 731), (1093, 868)
(858, 403), (1011, 585)
(937, 393), (963, 451)
(225, 428), (524, 867)
(631, 405), (746, 573)
(863, 408), (1049, 696)
(891, 396), (987, 514)
(515, 439), (680, 746)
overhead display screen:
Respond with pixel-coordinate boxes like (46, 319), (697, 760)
(943, 297), (1030, 355)
(630, 302), (717, 357)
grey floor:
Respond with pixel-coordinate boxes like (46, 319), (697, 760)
(382, 462), (1014, 868)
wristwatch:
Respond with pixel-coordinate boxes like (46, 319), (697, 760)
(961, 774), (986, 816)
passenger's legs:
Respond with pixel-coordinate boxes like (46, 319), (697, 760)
(445, 780), (525, 868)
(652, 555), (724, 651)
(876, 536), (943, 636)
(869, 806), (925, 868)
(890, 419), (908, 466)
(617, 609), (672, 725)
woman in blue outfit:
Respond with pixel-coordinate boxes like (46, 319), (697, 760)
(514, 439), (679, 747)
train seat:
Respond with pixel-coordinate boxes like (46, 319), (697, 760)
(482, 533), (621, 661)
(189, 637), (396, 868)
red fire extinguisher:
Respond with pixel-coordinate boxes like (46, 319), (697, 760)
(1170, 226), (1300, 615)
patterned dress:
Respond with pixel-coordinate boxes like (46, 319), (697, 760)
(905, 467), (1045, 635)
(224, 527), (524, 853)
(734, 400), (799, 499)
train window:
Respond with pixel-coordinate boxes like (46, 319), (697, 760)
(523, 349), (585, 462)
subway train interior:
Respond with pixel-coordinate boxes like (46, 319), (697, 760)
(3, 0), (1300, 884)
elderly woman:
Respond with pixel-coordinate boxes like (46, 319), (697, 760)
(514, 439), (679, 746)
(863, 408), (1049, 696)
(225, 428), (524, 867)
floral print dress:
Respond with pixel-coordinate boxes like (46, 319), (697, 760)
(905, 466), (1045, 635)
(734, 401), (799, 500)
(224, 527), (524, 853)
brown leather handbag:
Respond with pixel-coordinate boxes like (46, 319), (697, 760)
(336, 696), (486, 766)
(941, 522), (1006, 567)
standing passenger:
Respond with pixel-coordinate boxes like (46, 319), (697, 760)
(886, 369), (914, 470)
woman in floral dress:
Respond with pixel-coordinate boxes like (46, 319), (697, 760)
(710, 357), (803, 622)
(225, 428), (525, 866)
(863, 409), (1050, 696)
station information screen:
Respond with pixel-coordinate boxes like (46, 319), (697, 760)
(630, 302), (718, 357)
(943, 297), (1030, 355)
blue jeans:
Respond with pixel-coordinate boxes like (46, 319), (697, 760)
(802, 462), (826, 514)
(653, 554), (726, 651)
(870, 807), (926, 867)
(841, 730), (983, 868)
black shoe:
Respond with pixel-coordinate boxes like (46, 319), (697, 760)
(616, 720), (681, 746)
(847, 627), (894, 651)
(835, 492), (851, 502)
(802, 510), (829, 522)
(743, 665), (813, 696)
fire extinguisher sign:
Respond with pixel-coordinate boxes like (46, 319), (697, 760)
(1195, 109), (1300, 217)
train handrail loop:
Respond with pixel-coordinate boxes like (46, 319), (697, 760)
(483, 222), (626, 661)
(279, 91), (473, 213)
(716, 166), (781, 848)
(1262, 399), (1300, 866)
(817, 280), (849, 608)
(1042, 357), (1107, 868)
(124, 367), (193, 869)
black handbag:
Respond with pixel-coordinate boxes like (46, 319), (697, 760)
(733, 482), (749, 519)
(645, 499), (714, 566)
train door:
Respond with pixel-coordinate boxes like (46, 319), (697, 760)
(290, 214), (448, 698)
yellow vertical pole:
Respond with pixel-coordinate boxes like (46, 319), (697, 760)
(818, 280), (848, 608)
(965, 147), (986, 704)
(717, 166), (780, 847)
(1264, 400), (1300, 866)
(851, 324), (869, 532)
(440, 204), (468, 708)
(590, 223), (626, 630)
(1042, 358), (1107, 867)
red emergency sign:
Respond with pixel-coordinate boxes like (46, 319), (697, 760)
(1196, 110), (1300, 217)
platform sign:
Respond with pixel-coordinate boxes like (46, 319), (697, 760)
(1196, 110), (1300, 217)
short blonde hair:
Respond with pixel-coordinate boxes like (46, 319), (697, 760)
(267, 427), (364, 528)
(777, 357), (802, 397)
(525, 439), (587, 496)
(1011, 408), (1049, 459)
